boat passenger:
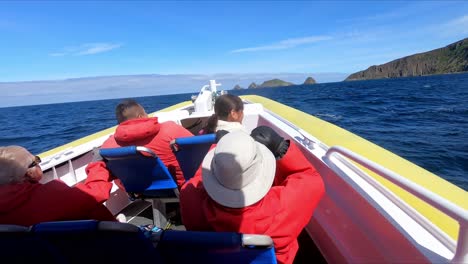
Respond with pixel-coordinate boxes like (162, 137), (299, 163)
(0, 146), (116, 226)
(199, 94), (247, 134)
(86, 99), (193, 190)
(180, 128), (325, 264)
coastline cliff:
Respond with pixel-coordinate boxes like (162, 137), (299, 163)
(345, 38), (468, 81)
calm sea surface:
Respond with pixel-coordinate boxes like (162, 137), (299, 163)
(1, 73), (467, 190)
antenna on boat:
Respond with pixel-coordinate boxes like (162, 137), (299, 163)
(193, 80), (223, 113)
(209, 80), (221, 93)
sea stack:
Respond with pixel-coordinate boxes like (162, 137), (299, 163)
(303, 77), (317, 85)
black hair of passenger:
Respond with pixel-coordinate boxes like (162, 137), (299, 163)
(115, 99), (141, 124)
(203, 94), (243, 134)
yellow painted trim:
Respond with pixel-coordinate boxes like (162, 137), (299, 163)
(39, 101), (192, 158)
(149, 100), (192, 115)
(242, 95), (467, 240)
(40, 126), (117, 158)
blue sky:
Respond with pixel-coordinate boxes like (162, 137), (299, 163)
(0, 1), (467, 83)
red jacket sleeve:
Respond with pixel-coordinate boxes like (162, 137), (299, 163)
(78, 161), (114, 204)
(180, 155), (215, 231)
(275, 141), (324, 227)
(267, 142), (325, 261)
(39, 180), (116, 222)
(65, 184), (116, 221)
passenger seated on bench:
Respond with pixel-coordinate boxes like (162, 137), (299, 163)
(180, 129), (325, 264)
(0, 146), (116, 226)
(86, 99), (193, 191)
(199, 94), (247, 134)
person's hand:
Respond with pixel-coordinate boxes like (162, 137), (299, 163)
(215, 130), (229, 143)
(251, 126), (290, 159)
(91, 147), (104, 162)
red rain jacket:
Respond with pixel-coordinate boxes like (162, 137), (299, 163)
(180, 142), (325, 264)
(0, 177), (116, 226)
(87, 117), (193, 191)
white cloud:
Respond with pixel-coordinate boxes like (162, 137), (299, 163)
(338, 9), (404, 23)
(231, 36), (332, 53)
(424, 14), (468, 38)
(76, 43), (122, 55)
(49, 43), (122, 57)
(49, 52), (67, 57)
(444, 15), (468, 35)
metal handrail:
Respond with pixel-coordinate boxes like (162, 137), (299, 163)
(262, 108), (328, 151)
(136, 146), (157, 158)
(325, 146), (468, 263)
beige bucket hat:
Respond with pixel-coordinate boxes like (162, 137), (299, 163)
(202, 131), (276, 208)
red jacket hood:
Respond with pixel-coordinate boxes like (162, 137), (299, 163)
(114, 117), (160, 144)
(0, 183), (36, 214)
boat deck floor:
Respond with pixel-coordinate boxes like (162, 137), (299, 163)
(119, 201), (327, 263)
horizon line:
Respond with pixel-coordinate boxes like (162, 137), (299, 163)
(0, 71), (350, 84)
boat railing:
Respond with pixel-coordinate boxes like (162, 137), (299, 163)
(261, 108), (328, 150)
(325, 146), (468, 263)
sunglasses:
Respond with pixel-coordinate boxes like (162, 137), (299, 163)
(28, 155), (42, 168)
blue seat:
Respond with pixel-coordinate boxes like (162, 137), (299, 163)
(1, 220), (276, 264)
(170, 134), (216, 181)
(0, 224), (61, 263)
(31, 220), (162, 263)
(158, 230), (277, 264)
(100, 146), (179, 226)
(100, 146), (177, 195)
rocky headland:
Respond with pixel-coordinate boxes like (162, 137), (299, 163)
(232, 76), (317, 90)
(345, 38), (468, 81)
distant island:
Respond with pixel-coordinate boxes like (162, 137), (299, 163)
(234, 76), (316, 89)
(248, 82), (258, 89)
(345, 37), (468, 81)
(259, 78), (294, 88)
(303, 76), (316, 85)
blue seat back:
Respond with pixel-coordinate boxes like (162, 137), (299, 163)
(100, 146), (177, 195)
(32, 220), (162, 263)
(1, 221), (276, 263)
(171, 134), (216, 181)
(0, 224), (61, 263)
(158, 230), (277, 264)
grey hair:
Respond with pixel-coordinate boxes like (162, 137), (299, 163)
(0, 146), (30, 185)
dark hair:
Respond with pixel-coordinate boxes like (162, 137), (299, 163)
(115, 99), (145, 124)
(203, 94), (243, 134)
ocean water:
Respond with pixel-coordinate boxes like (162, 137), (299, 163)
(1, 73), (467, 190)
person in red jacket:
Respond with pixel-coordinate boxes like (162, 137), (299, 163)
(0, 146), (116, 226)
(86, 99), (193, 191)
(180, 128), (325, 264)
